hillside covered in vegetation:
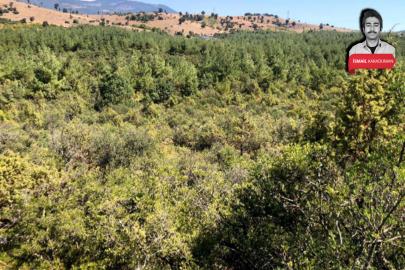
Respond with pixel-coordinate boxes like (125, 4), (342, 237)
(1, 24), (405, 269)
(0, 0), (352, 35)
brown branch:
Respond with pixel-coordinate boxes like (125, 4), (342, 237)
(351, 240), (364, 270)
(398, 141), (405, 166)
(363, 191), (405, 269)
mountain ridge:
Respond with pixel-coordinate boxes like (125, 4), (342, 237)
(28, 0), (177, 14)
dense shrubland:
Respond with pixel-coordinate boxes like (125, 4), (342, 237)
(1, 24), (405, 269)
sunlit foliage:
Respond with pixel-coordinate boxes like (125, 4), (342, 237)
(1, 24), (405, 269)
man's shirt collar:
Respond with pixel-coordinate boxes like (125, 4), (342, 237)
(362, 39), (382, 48)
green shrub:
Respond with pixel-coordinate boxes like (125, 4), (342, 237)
(145, 77), (174, 104)
(34, 67), (53, 84)
(99, 73), (133, 107)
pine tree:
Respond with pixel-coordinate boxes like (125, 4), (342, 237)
(331, 67), (405, 161)
(232, 113), (256, 155)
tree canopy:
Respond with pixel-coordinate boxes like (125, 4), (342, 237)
(0, 24), (405, 269)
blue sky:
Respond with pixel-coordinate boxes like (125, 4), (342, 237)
(154, 0), (405, 32)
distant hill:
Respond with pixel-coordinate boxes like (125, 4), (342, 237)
(28, 0), (176, 14)
(398, 30), (405, 33)
(1, 0), (354, 36)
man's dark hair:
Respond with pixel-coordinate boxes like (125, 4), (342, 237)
(361, 9), (383, 30)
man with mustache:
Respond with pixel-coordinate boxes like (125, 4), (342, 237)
(349, 9), (395, 57)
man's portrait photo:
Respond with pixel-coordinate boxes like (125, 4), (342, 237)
(349, 9), (395, 58)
